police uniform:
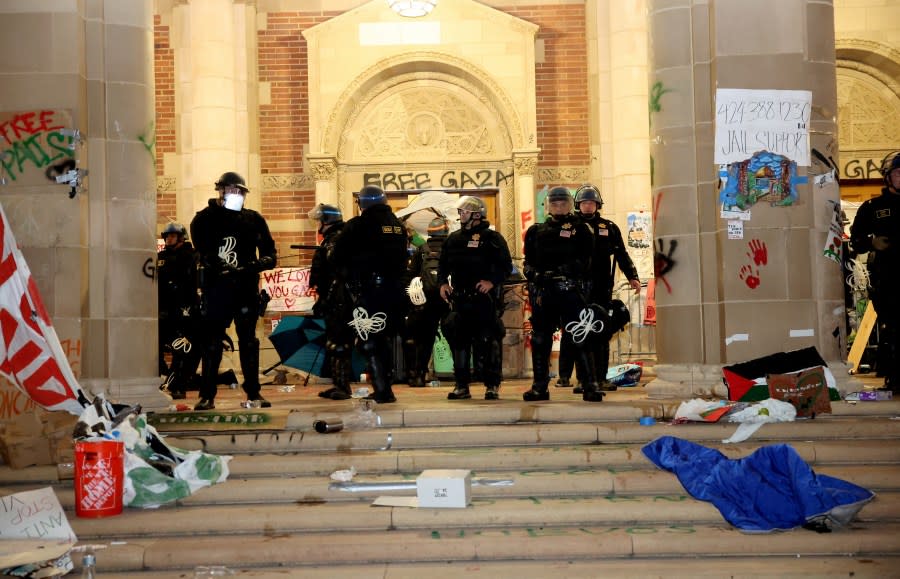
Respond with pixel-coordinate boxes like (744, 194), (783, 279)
(850, 181), (900, 391)
(330, 202), (408, 403)
(310, 219), (357, 400)
(438, 220), (512, 399)
(157, 238), (200, 396)
(404, 234), (450, 387)
(558, 213), (639, 391)
(523, 210), (605, 401)
(190, 198), (277, 405)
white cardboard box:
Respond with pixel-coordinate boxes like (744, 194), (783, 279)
(416, 469), (472, 508)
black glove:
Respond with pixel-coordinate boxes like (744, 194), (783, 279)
(257, 255), (276, 271)
(218, 262), (244, 277)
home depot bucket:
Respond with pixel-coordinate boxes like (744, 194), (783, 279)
(74, 439), (125, 518)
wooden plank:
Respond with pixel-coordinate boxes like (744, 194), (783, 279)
(848, 300), (878, 374)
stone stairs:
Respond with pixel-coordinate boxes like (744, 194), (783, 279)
(2, 382), (900, 577)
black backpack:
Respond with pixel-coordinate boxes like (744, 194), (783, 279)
(419, 239), (443, 294)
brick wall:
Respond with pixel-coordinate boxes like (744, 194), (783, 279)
(503, 4), (590, 167)
(154, 15), (176, 223)
(153, 5), (590, 225)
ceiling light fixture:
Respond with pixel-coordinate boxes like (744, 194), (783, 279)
(388, 0), (438, 18)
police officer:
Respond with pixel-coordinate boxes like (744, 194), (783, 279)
(556, 184), (640, 393)
(190, 172), (277, 411)
(850, 152), (900, 393)
(523, 186), (604, 402)
(330, 185), (408, 403)
(404, 217), (452, 388)
(308, 204), (356, 400)
(438, 197), (512, 400)
(157, 222), (200, 399)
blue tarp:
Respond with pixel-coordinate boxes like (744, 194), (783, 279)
(642, 436), (874, 533)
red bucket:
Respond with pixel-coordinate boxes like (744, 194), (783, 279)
(74, 440), (125, 518)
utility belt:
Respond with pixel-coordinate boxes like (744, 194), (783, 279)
(545, 276), (583, 292)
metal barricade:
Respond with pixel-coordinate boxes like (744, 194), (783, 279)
(612, 281), (656, 365)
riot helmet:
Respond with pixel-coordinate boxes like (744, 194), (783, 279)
(881, 151), (900, 191)
(215, 171), (249, 193)
(574, 184), (603, 215)
(426, 217), (450, 238)
(456, 195), (486, 227)
(356, 185), (387, 210)
(161, 222), (186, 238)
(308, 203), (343, 225)
(545, 186), (574, 217)
(161, 222), (186, 248)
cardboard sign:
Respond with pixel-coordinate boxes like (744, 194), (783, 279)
(767, 366), (832, 418)
(259, 267), (315, 312)
(0, 487), (76, 573)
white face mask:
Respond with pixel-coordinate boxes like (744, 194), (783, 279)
(223, 192), (245, 211)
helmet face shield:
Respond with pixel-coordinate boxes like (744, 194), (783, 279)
(161, 222), (186, 247)
(455, 196), (486, 225)
(545, 187), (574, 216)
(882, 151), (900, 189)
(308, 203), (342, 225)
(356, 185), (387, 210)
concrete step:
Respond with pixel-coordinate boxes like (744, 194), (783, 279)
(7, 463), (897, 511)
(109, 556), (900, 579)
(164, 415), (900, 454)
(4, 384), (899, 577)
(67, 492), (900, 540)
(75, 523), (900, 574)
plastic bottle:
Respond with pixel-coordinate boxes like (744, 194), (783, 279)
(313, 400), (381, 433)
(81, 552), (97, 578)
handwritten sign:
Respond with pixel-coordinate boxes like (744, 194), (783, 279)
(259, 267), (315, 312)
(715, 89), (812, 166)
(0, 487), (76, 570)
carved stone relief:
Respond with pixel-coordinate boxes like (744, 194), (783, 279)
(836, 68), (900, 151)
(352, 86), (499, 161)
(340, 74), (512, 163)
(260, 174), (315, 191)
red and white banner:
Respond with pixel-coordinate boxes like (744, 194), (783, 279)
(0, 203), (86, 414)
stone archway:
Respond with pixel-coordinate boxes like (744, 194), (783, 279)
(321, 54), (531, 250)
(835, 39), (900, 194)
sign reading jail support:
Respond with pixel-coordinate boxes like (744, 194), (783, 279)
(715, 89), (812, 166)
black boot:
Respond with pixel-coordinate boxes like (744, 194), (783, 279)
(485, 384), (500, 400)
(572, 350), (591, 394)
(594, 340), (616, 391)
(575, 348), (604, 402)
(448, 384), (471, 400)
(408, 370), (426, 388)
(239, 338), (262, 397)
(326, 355), (353, 400)
(447, 348), (472, 400)
(524, 334), (551, 401)
(556, 332), (575, 388)
(364, 343), (396, 403)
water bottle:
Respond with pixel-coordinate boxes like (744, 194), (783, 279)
(81, 552), (97, 578)
(428, 380), (441, 387)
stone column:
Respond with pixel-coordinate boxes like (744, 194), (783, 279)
(0, 0), (166, 409)
(307, 154), (338, 207)
(646, 0), (851, 398)
(173, 0), (257, 218)
(512, 149), (540, 252)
